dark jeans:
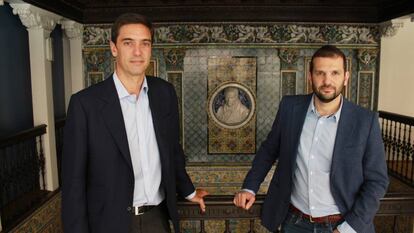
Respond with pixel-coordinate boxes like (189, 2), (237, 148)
(280, 210), (341, 233)
(129, 204), (171, 233)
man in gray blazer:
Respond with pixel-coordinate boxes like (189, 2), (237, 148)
(234, 45), (388, 233)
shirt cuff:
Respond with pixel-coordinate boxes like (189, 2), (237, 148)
(336, 221), (357, 233)
(241, 189), (256, 196)
(185, 191), (196, 200)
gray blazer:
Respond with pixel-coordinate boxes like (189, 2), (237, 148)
(243, 94), (389, 233)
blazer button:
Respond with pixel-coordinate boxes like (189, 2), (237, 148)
(127, 207), (131, 211)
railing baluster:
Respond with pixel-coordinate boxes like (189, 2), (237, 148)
(397, 122), (403, 176)
(392, 121), (398, 172)
(379, 111), (414, 187)
(248, 219), (255, 233)
(385, 119), (391, 165)
(402, 124), (409, 180)
(392, 216), (398, 233)
(224, 219), (231, 233)
(200, 220), (206, 233)
(0, 124), (47, 230)
(409, 125), (414, 181)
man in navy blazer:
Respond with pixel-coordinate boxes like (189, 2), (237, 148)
(62, 13), (207, 233)
(234, 45), (388, 233)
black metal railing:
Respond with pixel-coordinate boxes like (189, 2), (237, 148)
(55, 118), (65, 184)
(177, 193), (414, 233)
(0, 125), (50, 230)
(379, 111), (414, 187)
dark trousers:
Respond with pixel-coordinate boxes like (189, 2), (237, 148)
(280, 209), (341, 233)
(129, 204), (171, 233)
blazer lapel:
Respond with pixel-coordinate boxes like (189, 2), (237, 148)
(100, 77), (133, 171)
(331, 99), (356, 174)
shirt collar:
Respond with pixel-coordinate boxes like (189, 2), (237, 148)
(309, 94), (343, 122)
(113, 72), (149, 100)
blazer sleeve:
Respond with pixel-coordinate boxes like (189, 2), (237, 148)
(61, 94), (90, 233)
(169, 85), (195, 197)
(343, 113), (389, 232)
(242, 97), (285, 193)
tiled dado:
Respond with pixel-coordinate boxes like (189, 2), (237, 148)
(9, 193), (62, 233)
(186, 165), (275, 195)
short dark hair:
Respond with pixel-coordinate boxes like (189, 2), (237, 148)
(310, 45), (346, 73)
(111, 13), (153, 43)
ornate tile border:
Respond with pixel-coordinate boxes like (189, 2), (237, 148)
(83, 23), (379, 47)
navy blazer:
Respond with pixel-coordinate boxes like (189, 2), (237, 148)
(243, 94), (389, 233)
(61, 76), (195, 233)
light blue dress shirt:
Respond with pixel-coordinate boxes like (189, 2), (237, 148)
(113, 73), (165, 207)
(290, 95), (356, 233)
(245, 95), (355, 232)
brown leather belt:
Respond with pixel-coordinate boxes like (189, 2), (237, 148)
(289, 204), (342, 224)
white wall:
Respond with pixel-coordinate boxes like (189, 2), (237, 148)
(379, 16), (414, 117)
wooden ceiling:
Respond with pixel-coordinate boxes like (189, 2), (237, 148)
(21, 0), (414, 24)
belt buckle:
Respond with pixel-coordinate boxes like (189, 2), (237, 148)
(309, 215), (315, 223)
(134, 206), (144, 216)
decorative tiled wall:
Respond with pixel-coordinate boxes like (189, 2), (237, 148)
(81, 26), (381, 231)
(83, 22), (380, 165)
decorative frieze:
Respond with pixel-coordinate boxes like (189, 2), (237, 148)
(83, 25), (111, 46)
(154, 24), (379, 45)
(83, 23), (380, 46)
(61, 20), (83, 40)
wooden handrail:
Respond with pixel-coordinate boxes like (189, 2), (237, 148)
(177, 192), (414, 219)
(379, 111), (414, 126)
(0, 125), (47, 148)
